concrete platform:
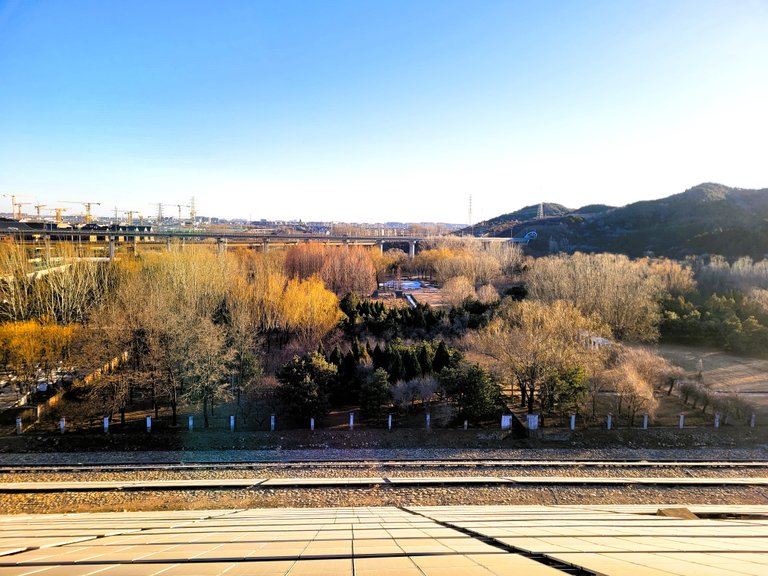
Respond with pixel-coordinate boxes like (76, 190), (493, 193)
(1, 505), (767, 575)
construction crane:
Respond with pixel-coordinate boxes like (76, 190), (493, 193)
(116, 209), (140, 226)
(53, 207), (69, 225)
(175, 204), (190, 224)
(2, 194), (31, 219)
(15, 202), (31, 219)
(61, 201), (101, 224)
(34, 204), (46, 219)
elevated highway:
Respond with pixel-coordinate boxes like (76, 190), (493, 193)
(0, 228), (514, 260)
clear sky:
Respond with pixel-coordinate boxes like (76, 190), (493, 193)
(1, 0), (767, 224)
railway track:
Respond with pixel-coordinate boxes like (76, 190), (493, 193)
(0, 459), (768, 475)
(1, 459), (767, 495)
(1, 458), (767, 475)
(2, 476), (768, 493)
(3, 460), (766, 514)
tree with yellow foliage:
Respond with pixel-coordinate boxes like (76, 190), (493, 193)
(285, 242), (376, 295)
(0, 320), (78, 398)
(281, 276), (343, 345)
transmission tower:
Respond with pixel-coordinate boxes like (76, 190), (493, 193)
(468, 195), (473, 236)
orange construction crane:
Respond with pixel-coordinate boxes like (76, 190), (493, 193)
(61, 201), (101, 224)
(53, 207), (69, 225)
(15, 202), (32, 219)
(34, 204), (46, 218)
(116, 209), (140, 225)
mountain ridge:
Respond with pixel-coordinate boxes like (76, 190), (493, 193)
(468, 183), (768, 259)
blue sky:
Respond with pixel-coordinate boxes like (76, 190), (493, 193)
(1, 0), (767, 223)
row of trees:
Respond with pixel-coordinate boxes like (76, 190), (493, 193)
(276, 343), (503, 427)
(340, 293), (446, 339)
(409, 237), (523, 285)
(662, 291), (768, 356)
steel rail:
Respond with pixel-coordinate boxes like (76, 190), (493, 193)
(0, 459), (766, 475)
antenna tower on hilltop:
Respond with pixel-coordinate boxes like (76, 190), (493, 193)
(537, 202), (544, 219)
(468, 194), (473, 236)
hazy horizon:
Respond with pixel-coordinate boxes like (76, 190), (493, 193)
(1, 1), (767, 223)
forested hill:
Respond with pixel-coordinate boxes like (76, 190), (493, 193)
(469, 183), (768, 259)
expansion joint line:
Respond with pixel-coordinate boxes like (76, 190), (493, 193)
(398, 506), (596, 576)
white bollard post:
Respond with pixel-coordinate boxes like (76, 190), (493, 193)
(15, 417), (21, 435)
(349, 412), (354, 430)
(643, 414), (648, 430)
(310, 417), (315, 432)
(464, 419), (468, 430)
(103, 416), (109, 434)
(60, 417), (65, 434)
(606, 413), (612, 430)
(230, 415), (235, 432)
(679, 413), (685, 429)
(751, 413), (756, 428)
(714, 413), (720, 428)
(426, 413), (431, 430)
(146, 416), (152, 433)
(388, 414), (392, 431)
(570, 414), (576, 431)
(189, 415), (194, 431)
(270, 414), (275, 432)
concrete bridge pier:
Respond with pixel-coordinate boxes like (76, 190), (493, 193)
(217, 237), (227, 256)
(409, 241), (416, 259)
(108, 236), (116, 262)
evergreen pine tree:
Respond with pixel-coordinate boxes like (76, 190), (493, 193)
(402, 348), (423, 380)
(372, 343), (386, 369)
(433, 340), (451, 372)
(387, 349), (405, 382)
(329, 345), (343, 366)
(418, 342), (434, 374)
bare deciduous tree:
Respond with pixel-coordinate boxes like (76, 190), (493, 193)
(472, 299), (609, 414)
(526, 252), (665, 342)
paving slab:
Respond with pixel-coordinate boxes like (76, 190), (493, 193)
(3, 505), (768, 575)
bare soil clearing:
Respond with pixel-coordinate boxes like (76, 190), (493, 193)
(656, 344), (768, 416)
